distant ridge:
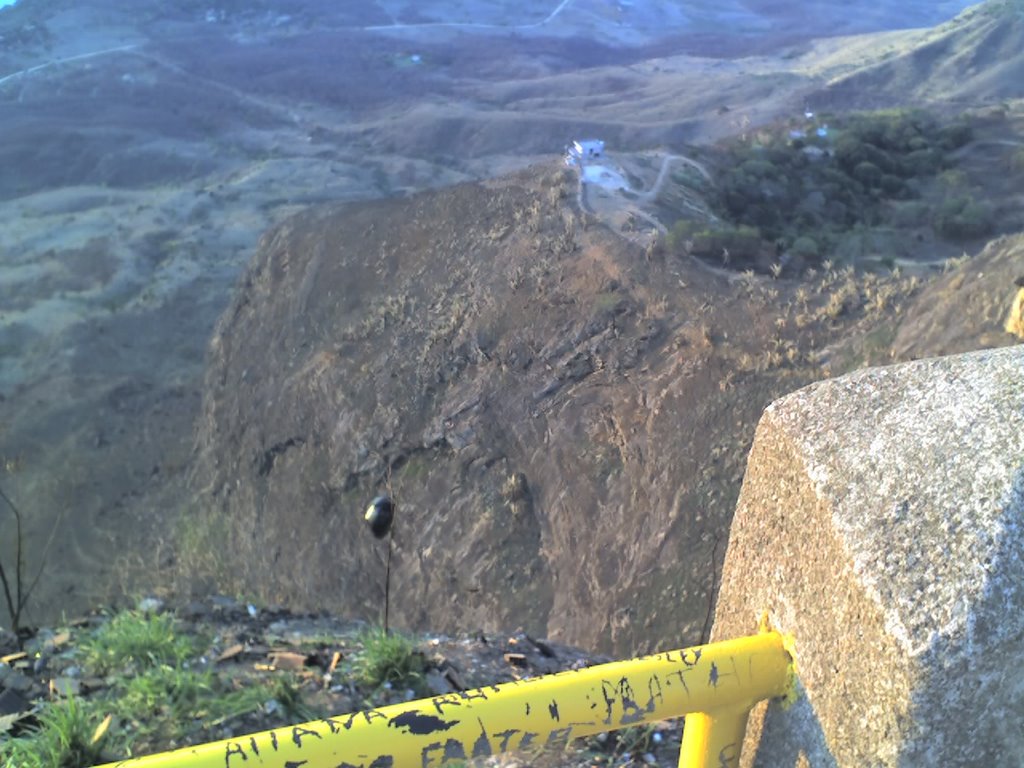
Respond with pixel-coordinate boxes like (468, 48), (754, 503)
(814, 0), (1024, 108)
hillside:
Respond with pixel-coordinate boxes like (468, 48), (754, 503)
(891, 233), (1024, 358)
(182, 164), (951, 655)
(808, 1), (1024, 109)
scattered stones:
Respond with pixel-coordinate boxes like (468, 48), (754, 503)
(1, 669), (32, 693)
(0, 687), (28, 717)
(1, 596), (682, 766)
(48, 676), (81, 697)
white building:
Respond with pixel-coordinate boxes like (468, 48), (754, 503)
(565, 139), (605, 165)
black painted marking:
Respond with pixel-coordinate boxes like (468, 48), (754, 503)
(682, 649), (702, 667)
(617, 678), (644, 725)
(525, 702), (531, 716)
(709, 662), (720, 688)
(519, 732), (538, 753)
(369, 757), (395, 768)
(321, 717), (343, 734)
(248, 736), (259, 757)
(389, 710), (459, 735)
(443, 739), (467, 761)
(420, 741), (443, 768)
(647, 673), (664, 711)
(224, 742), (247, 767)
(718, 742), (739, 768)
(673, 668), (693, 696)
(548, 700), (560, 722)
(545, 727), (574, 751)
(292, 725), (322, 748)
(600, 680), (617, 724)
(432, 694), (463, 715)
(493, 728), (520, 752)
(364, 709), (389, 725)
(283, 762), (308, 768)
(270, 730), (279, 751)
(472, 718), (492, 758)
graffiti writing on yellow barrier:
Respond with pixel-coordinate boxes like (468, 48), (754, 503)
(96, 632), (794, 768)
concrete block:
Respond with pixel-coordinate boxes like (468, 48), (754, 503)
(712, 345), (1024, 766)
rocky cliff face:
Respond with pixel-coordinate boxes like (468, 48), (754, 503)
(186, 161), (998, 655)
(187, 165), (828, 654)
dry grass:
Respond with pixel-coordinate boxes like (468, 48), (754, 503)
(697, 322), (714, 348)
(822, 278), (861, 320)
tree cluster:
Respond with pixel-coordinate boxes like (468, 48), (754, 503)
(677, 109), (992, 269)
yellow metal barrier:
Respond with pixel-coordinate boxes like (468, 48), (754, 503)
(93, 631), (794, 768)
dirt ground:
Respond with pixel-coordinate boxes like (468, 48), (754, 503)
(0, 0), (1007, 639)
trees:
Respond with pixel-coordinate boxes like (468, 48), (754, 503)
(934, 195), (995, 240)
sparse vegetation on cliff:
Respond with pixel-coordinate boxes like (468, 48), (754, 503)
(667, 108), (999, 270)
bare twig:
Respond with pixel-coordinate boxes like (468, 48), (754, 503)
(0, 483), (61, 639)
(0, 483), (24, 631)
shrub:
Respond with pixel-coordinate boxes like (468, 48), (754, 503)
(938, 169), (969, 189)
(934, 195), (995, 240)
(938, 120), (973, 150)
(853, 161), (883, 187)
(890, 200), (930, 228)
(905, 148), (943, 175)
(669, 221), (763, 262)
(790, 236), (820, 259)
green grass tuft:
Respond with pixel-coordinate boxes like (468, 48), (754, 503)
(108, 664), (277, 748)
(354, 628), (424, 689)
(80, 610), (196, 674)
(0, 696), (107, 768)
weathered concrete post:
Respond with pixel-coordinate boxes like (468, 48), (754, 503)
(711, 345), (1024, 766)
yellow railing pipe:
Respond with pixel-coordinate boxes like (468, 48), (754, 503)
(678, 707), (751, 767)
(93, 631), (793, 768)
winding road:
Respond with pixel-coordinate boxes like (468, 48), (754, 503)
(637, 154), (713, 203)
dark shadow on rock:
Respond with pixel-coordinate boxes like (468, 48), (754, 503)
(898, 464), (1024, 767)
(747, 679), (839, 768)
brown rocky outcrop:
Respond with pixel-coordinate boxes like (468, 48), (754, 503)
(186, 165), (815, 655)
